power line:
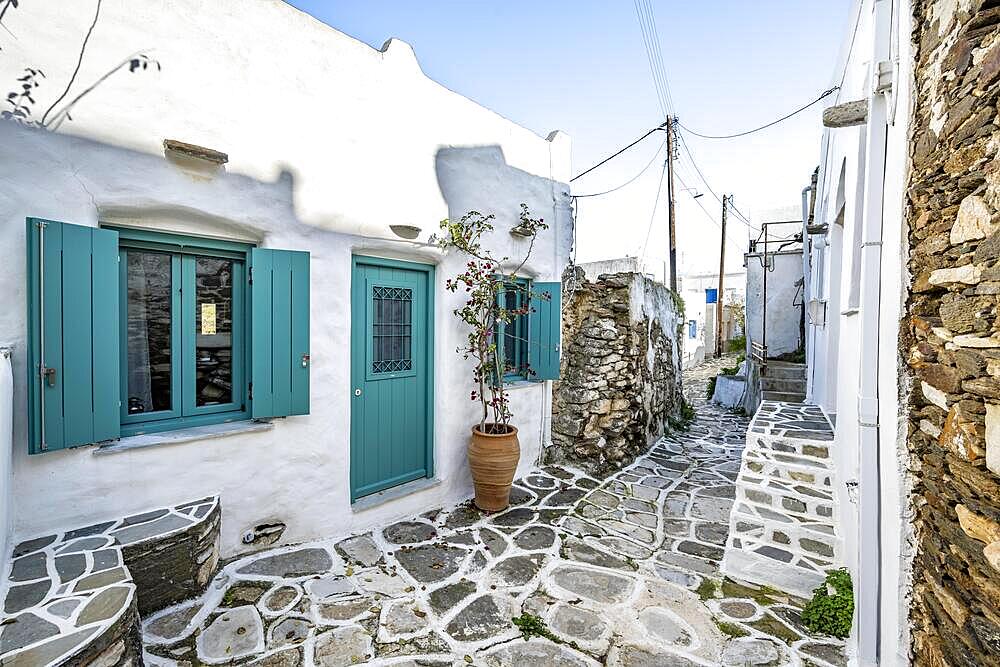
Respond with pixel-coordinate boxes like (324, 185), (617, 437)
(633, 0), (674, 117)
(677, 86), (839, 140)
(676, 171), (746, 254)
(633, 0), (669, 118)
(570, 122), (667, 182)
(639, 159), (669, 262)
(643, 0), (675, 112)
(573, 138), (666, 198)
(836, 2), (864, 101)
(675, 132), (759, 232)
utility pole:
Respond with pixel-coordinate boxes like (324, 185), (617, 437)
(666, 116), (678, 291)
(716, 195), (729, 357)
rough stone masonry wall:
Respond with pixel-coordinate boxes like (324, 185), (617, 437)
(905, 0), (1000, 663)
(548, 268), (683, 475)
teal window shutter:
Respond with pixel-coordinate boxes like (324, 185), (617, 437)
(528, 281), (561, 381)
(26, 218), (121, 454)
(250, 248), (310, 418)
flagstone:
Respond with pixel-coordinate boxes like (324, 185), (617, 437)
(334, 535), (382, 567)
(550, 565), (635, 604)
(197, 605), (264, 663)
(445, 596), (509, 641)
(313, 625), (372, 667)
(237, 548), (333, 578)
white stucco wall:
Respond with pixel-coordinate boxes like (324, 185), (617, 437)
(0, 349), (13, 590)
(679, 271), (745, 365)
(745, 251), (803, 358)
(0, 0), (572, 557)
(807, 1), (915, 664)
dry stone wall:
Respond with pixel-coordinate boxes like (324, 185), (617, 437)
(905, 1), (1000, 663)
(548, 267), (683, 475)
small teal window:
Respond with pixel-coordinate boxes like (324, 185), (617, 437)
(116, 229), (251, 436)
(497, 277), (530, 381)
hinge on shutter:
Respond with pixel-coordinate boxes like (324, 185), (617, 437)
(248, 382), (253, 401)
(248, 267), (253, 285)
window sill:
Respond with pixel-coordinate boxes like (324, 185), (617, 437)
(504, 379), (543, 389)
(351, 477), (441, 512)
(95, 420), (273, 456)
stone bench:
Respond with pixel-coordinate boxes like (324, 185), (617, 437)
(0, 496), (220, 666)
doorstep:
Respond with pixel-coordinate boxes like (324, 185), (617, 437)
(351, 477), (442, 513)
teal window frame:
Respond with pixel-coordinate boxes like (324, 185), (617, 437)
(111, 227), (253, 437)
(497, 276), (531, 382)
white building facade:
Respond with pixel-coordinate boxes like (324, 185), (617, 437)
(803, 0), (915, 664)
(0, 0), (572, 562)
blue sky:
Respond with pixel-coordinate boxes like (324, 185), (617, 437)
(287, 1), (852, 275)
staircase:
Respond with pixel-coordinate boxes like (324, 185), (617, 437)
(761, 361), (806, 403)
(720, 400), (841, 598)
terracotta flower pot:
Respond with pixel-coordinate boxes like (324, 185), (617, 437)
(468, 424), (520, 512)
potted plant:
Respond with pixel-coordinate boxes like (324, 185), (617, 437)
(436, 204), (549, 511)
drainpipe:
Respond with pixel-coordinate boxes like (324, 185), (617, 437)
(801, 185), (813, 401)
(856, 0), (893, 664)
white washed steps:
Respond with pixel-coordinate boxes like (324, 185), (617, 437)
(721, 401), (841, 598)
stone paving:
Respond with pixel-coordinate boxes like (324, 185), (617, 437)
(721, 401), (841, 598)
(1, 496), (221, 667)
(141, 357), (846, 666)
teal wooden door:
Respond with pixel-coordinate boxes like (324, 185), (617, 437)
(350, 256), (434, 501)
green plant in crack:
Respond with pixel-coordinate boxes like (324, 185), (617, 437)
(801, 568), (854, 638)
(511, 613), (581, 650)
(715, 619), (749, 638)
(695, 578), (718, 600)
(705, 376), (717, 399)
(670, 398), (697, 431)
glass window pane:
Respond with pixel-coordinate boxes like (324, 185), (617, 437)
(126, 252), (173, 415)
(372, 285), (412, 373)
(195, 257), (235, 406)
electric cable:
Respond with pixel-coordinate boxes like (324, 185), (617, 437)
(676, 86), (839, 140)
(835, 3), (864, 100)
(573, 138), (666, 198)
(639, 158), (670, 262)
(676, 133), (759, 233)
(633, 0), (669, 118)
(570, 122), (667, 183)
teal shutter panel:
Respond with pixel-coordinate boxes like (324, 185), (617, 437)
(528, 281), (561, 381)
(26, 218), (121, 454)
(250, 248), (310, 418)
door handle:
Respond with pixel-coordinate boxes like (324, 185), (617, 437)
(42, 366), (57, 387)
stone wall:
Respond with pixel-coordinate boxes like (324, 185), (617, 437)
(904, 1), (1000, 663)
(548, 267), (683, 475)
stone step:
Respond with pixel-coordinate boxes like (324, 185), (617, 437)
(746, 433), (833, 462)
(728, 507), (841, 554)
(741, 455), (836, 491)
(721, 541), (831, 599)
(0, 497), (221, 666)
(763, 363), (807, 379)
(761, 377), (807, 393)
(735, 486), (836, 522)
(723, 504), (841, 598)
(762, 390), (806, 403)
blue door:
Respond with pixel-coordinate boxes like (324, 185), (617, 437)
(350, 256), (434, 501)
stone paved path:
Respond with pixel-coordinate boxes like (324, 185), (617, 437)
(142, 357), (846, 666)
